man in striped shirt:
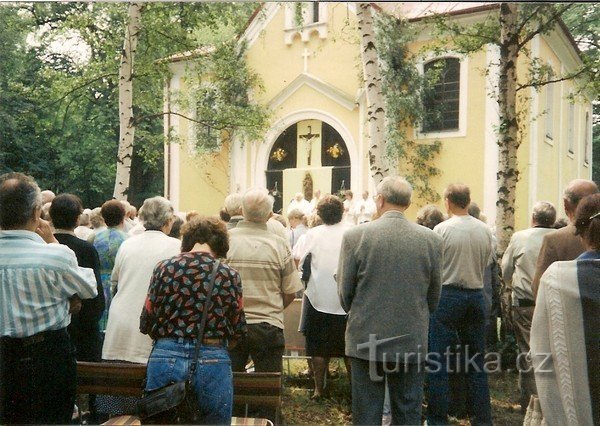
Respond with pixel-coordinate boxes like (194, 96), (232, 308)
(0, 172), (98, 424)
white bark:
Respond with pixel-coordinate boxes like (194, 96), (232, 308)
(113, 3), (142, 200)
(496, 3), (519, 255)
(357, 2), (389, 185)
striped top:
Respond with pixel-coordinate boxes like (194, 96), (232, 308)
(227, 221), (302, 329)
(0, 230), (98, 338)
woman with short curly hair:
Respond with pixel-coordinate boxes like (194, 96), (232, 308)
(141, 216), (247, 424)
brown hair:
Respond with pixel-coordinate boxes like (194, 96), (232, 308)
(181, 216), (229, 258)
(574, 193), (600, 250)
(101, 200), (126, 227)
(444, 184), (471, 209)
(317, 195), (344, 225)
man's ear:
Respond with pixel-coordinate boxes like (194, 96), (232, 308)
(31, 205), (42, 226)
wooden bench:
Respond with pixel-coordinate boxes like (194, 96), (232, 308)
(76, 362), (281, 425)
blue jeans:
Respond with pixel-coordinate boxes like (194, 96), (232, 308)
(146, 338), (233, 425)
(427, 286), (492, 425)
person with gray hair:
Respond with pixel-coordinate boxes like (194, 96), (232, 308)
(98, 196), (181, 417)
(227, 188), (302, 421)
(338, 175), (442, 424)
(0, 173), (97, 424)
(502, 200), (557, 413)
(224, 193), (244, 229)
(416, 204), (446, 230)
(532, 179), (598, 299)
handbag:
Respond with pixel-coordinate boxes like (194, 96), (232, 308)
(137, 260), (221, 424)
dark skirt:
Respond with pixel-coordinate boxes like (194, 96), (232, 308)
(304, 297), (347, 357)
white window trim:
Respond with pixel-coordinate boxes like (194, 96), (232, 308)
(583, 111), (591, 167)
(283, 3), (328, 45)
(544, 61), (555, 144)
(186, 83), (221, 156)
(415, 53), (468, 139)
(567, 100), (575, 156)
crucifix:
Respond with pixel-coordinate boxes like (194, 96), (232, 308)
(302, 48), (311, 73)
(299, 125), (320, 166)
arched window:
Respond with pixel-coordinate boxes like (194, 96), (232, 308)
(422, 57), (460, 132)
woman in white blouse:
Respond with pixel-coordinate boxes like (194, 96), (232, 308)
(300, 195), (351, 399)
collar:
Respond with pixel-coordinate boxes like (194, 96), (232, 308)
(0, 229), (45, 244)
(380, 210), (406, 219)
(235, 220), (268, 231)
(54, 229), (76, 237)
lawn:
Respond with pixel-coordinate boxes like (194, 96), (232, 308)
(281, 359), (523, 425)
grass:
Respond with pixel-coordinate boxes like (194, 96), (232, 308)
(281, 359), (523, 425)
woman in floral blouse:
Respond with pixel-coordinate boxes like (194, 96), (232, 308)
(140, 216), (246, 425)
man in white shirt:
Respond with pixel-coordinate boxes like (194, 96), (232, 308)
(427, 183), (493, 425)
(0, 173), (97, 424)
(354, 191), (376, 223)
(501, 200), (556, 413)
(287, 192), (312, 216)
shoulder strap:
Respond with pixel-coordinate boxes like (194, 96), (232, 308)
(188, 259), (220, 378)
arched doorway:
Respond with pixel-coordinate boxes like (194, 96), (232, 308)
(266, 119), (351, 214)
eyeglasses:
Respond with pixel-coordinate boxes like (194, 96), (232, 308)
(590, 211), (600, 220)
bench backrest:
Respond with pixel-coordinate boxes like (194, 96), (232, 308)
(76, 362), (282, 407)
(76, 361), (146, 397)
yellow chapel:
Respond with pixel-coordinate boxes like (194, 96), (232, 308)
(163, 2), (593, 231)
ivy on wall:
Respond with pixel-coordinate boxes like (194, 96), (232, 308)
(174, 39), (269, 154)
(375, 14), (442, 203)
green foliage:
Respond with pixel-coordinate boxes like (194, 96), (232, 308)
(0, 2), (259, 206)
(178, 39), (269, 154)
(375, 14), (441, 203)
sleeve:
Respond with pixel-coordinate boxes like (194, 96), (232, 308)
(110, 244), (124, 295)
(501, 235), (516, 284)
(88, 246), (105, 322)
(532, 236), (556, 301)
(427, 236), (443, 313)
(337, 231), (358, 313)
(57, 248), (99, 300)
(139, 262), (164, 335)
(228, 271), (247, 339)
(280, 243), (303, 295)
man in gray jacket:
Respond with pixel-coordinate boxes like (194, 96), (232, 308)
(337, 176), (442, 425)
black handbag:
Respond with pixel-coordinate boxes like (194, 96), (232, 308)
(137, 260), (221, 424)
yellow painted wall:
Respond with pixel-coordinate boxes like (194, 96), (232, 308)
(176, 113), (230, 216)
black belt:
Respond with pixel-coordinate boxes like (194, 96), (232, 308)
(514, 298), (535, 308)
(1, 328), (68, 348)
(444, 284), (482, 292)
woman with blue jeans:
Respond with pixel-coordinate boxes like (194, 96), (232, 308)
(140, 216), (247, 424)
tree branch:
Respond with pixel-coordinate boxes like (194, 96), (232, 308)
(38, 73), (118, 111)
(516, 67), (588, 92)
(133, 110), (263, 129)
(517, 4), (573, 51)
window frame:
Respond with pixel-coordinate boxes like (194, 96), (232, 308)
(416, 53), (468, 140)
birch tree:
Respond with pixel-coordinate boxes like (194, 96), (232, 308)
(427, 3), (594, 254)
(496, 3), (519, 255)
(114, 3), (142, 200)
(357, 2), (388, 184)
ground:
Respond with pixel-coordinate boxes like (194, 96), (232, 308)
(281, 359), (523, 425)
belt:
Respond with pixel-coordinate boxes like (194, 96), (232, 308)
(167, 336), (226, 346)
(444, 284), (482, 292)
(1, 328), (68, 348)
(202, 337), (226, 346)
(513, 298), (535, 308)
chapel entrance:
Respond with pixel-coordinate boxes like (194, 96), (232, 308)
(266, 120), (351, 214)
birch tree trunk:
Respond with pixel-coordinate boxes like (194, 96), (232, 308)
(113, 3), (142, 200)
(357, 2), (388, 185)
(496, 3), (519, 255)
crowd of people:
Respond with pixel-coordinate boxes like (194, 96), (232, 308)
(0, 170), (598, 426)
